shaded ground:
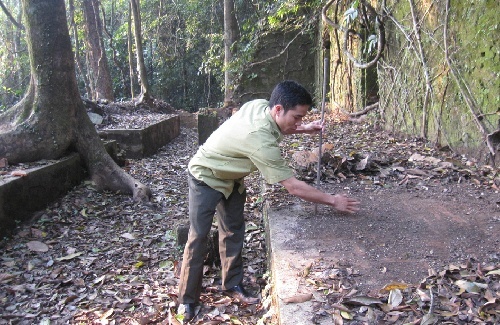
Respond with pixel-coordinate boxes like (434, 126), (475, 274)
(0, 128), (268, 324)
(265, 116), (499, 324)
(1, 110), (499, 324)
(280, 182), (499, 294)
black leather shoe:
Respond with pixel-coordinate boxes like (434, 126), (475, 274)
(177, 303), (196, 322)
(223, 284), (260, 305)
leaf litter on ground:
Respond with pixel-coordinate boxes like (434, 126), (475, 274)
(1, 109), (499, 324)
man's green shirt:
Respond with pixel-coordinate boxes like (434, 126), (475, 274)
(188, 99), (294, 198)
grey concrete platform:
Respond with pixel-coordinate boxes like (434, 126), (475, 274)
(98, 115), (180, 159)
(0, 154), (85, 238)
(1, 116), (180, 238)
(264, 203), (323, 325)
(263, 186), (499, 324)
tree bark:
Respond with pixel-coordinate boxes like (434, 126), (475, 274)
(0, 0), (150, 202)
(127, 1), (136, 99)
(82, 0), (115, 101)
(69, 0), (92, 100)
(130, 0), (153, 106)
(223, 0), (239, 104)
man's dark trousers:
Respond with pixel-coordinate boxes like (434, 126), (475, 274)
(178, 173), (246, 304)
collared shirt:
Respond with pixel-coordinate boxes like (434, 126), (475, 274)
(188, 99), (294, 198)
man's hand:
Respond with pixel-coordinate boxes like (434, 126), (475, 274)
(332, 194), (360, 214)
(280, 177), (360, 214)
(295, 120), (324, 134)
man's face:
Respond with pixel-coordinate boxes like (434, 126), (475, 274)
(275, 104), (309, 134)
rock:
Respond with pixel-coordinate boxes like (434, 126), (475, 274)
(88, 112), (104, 125)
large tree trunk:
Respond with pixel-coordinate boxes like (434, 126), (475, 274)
(130, 0), (153, 106)
(82, 0), (115, 101)
(0, 0), (150, 201)
(223, 0), (239, 104)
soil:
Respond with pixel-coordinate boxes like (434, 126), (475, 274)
(1, 109), (499, 324)
(264, 116), (499, 324)
(278, 180), (499, 295)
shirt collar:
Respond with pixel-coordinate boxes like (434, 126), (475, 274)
(265, 106), (283, 142)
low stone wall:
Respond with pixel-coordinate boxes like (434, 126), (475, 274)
(0, 154), (85, 238)
(98, 115), (180, 159)
(1, 116), (181, 238)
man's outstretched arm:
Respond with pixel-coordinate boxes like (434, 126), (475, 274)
(280, 176), (360, 214)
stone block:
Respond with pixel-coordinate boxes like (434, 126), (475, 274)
(178, 111), (197, 128)
(197, 112), (218, 146)
(0, 154), (85, 238)
(99, 115), (180, 159)
(103, 140), (126, 167)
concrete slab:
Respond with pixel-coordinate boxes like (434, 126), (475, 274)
(264, 202), (332, 325)
(263, 184), (499, 324)
(0, 154), (85, 238)
(264, 201), (316, 325)
(0, 114), (179, 237)
(98, 115), (180, 158)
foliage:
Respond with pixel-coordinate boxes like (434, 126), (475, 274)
(0, 0), (29, 109)
(0, 0), (324, 111)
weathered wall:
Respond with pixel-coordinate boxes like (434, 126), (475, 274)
(378, 0), (498, 161)
(325, 0), (498, 162)
(234, 29), (318, 104)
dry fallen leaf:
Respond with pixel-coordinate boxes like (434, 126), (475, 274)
(11, 170), (27, 177)
(343, 296), (383, 306)
(121, 232), (135, 240)
(56, 252), (83, 261)
(0, 273), (16, 283)
(388, 289), (403, 307)
(26, 241), (49, 252)
(281, 292), (313, 304)
(380, 282), (409, 292)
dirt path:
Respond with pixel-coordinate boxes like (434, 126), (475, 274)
(277, 181), (499, 294)
(266, 176), (499, 324)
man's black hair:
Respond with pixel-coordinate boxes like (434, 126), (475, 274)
(269, 80), (313, 113)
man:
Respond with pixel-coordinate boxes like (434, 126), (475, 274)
(177, 80), (360, 321)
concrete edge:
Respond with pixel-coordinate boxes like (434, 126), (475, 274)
(262, 186), (324, 324)
(98, 115), (180, 159)
(0, 153), (85, 238)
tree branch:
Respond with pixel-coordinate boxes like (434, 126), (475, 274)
(444, 0), (494, 164)
(348, 102), (379, 117)
(246, 29), (303, 68)
(0, 0), (24, 30)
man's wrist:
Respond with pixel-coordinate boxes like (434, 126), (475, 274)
(331, 195), (337, 208)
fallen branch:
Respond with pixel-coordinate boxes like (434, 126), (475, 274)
(348, 102), (379, 117)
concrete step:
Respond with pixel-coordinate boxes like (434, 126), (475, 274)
(98, 115), (180, 159)
(1, 115), (180, 238)
(0, 153), (84, 238)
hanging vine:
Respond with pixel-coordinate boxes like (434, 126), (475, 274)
(321, 0), (386, 117)
(322, 0), (385, 69)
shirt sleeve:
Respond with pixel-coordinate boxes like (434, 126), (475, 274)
(250, 143), (294, 184)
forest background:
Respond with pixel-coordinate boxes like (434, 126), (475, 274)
(0, 0), (498, 164)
